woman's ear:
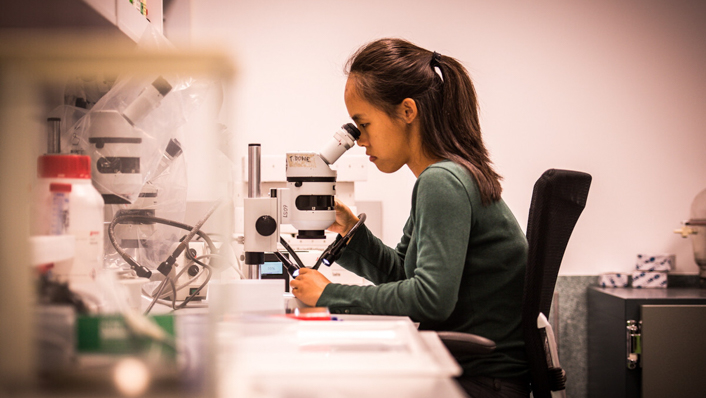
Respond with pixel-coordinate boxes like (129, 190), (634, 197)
(398, 98), (418, 124)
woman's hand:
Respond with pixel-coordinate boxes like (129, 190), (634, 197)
(290, 268), (331, 307)
(327, 198), (359, 236)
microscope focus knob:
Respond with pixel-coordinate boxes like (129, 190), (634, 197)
(256, 215), (277, 236)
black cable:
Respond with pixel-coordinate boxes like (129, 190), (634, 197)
(107, 216), (153, 278)
(110, 214), (217, 252)
(279, 237), (306, 269)
(108, 213), (218, 279)
(273, 251), (299, 277)
(312, 213), (366, 270)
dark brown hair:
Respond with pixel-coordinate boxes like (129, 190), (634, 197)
(345, 38), (502, 204)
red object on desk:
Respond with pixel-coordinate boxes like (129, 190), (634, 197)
(286, 307), (333, 321)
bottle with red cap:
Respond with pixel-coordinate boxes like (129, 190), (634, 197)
(31, 153), (105, 286)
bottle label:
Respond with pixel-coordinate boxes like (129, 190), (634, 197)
(50, 192), (70, 235)
(72, 229), (103, 280)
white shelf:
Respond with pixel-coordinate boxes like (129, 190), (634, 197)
(82, 0), (164, 43)
(113, 0), (164, 42)
(0, 0), (163, 44)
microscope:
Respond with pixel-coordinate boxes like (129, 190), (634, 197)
(243, 123), (361, 279)
(88, 76), (173, 206)
(85, 77), (187, 279)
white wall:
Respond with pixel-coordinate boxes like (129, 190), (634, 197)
(187, 0), (706, 275)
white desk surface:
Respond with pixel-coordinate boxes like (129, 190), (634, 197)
(139, 287), (469, 398)
(214, 313), (468, 398)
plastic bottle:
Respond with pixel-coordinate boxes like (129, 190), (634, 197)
(31, 154), (104, 285)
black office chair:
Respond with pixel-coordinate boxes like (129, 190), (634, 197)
(438, 169), (592, 398)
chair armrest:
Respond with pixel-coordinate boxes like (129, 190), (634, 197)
(437, 331), (496, 356)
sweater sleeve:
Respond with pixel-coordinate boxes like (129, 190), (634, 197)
(328, 223), (408, 285)
(316, 166), (473, 322)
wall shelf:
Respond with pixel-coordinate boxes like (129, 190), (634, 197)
(0, 0), (163, 44)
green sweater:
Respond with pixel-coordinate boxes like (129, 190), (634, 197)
(317, 160), (528, 378)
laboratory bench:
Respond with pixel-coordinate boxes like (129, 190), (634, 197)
(24, 298), (468, 398)
(587, 286), (706, 398)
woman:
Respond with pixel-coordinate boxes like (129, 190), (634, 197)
(290, 38), (530, 397)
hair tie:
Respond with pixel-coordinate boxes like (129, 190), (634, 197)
(431, 51), (444, 82)
(431, 51), (442, 66)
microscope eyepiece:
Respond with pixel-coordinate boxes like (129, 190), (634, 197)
(342, 123), (361, 140)
(319, 124), (361, 165)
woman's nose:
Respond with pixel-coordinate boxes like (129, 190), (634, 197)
(356, 133), (368, 147)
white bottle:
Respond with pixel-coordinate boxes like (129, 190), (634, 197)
(31, 154), (104, 285)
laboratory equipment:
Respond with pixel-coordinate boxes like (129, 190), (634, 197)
(108, 138), (184, 273)
(243, 123), (360, 276)
(108, 201), (222, 305)
(674, 187), (706, 287)
(165, 240), (210, 301)
(259, 252), (291, 292)
(312, 213), (366, 270)
(285, 123), (361, 238)
(74, 69), (229, 310)
(87, 76), (172, 205)
(2, 34), (235, 398)
(79, 73), (207, 281)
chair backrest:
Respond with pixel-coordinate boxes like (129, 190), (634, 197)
(522, 169), (591, 397)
